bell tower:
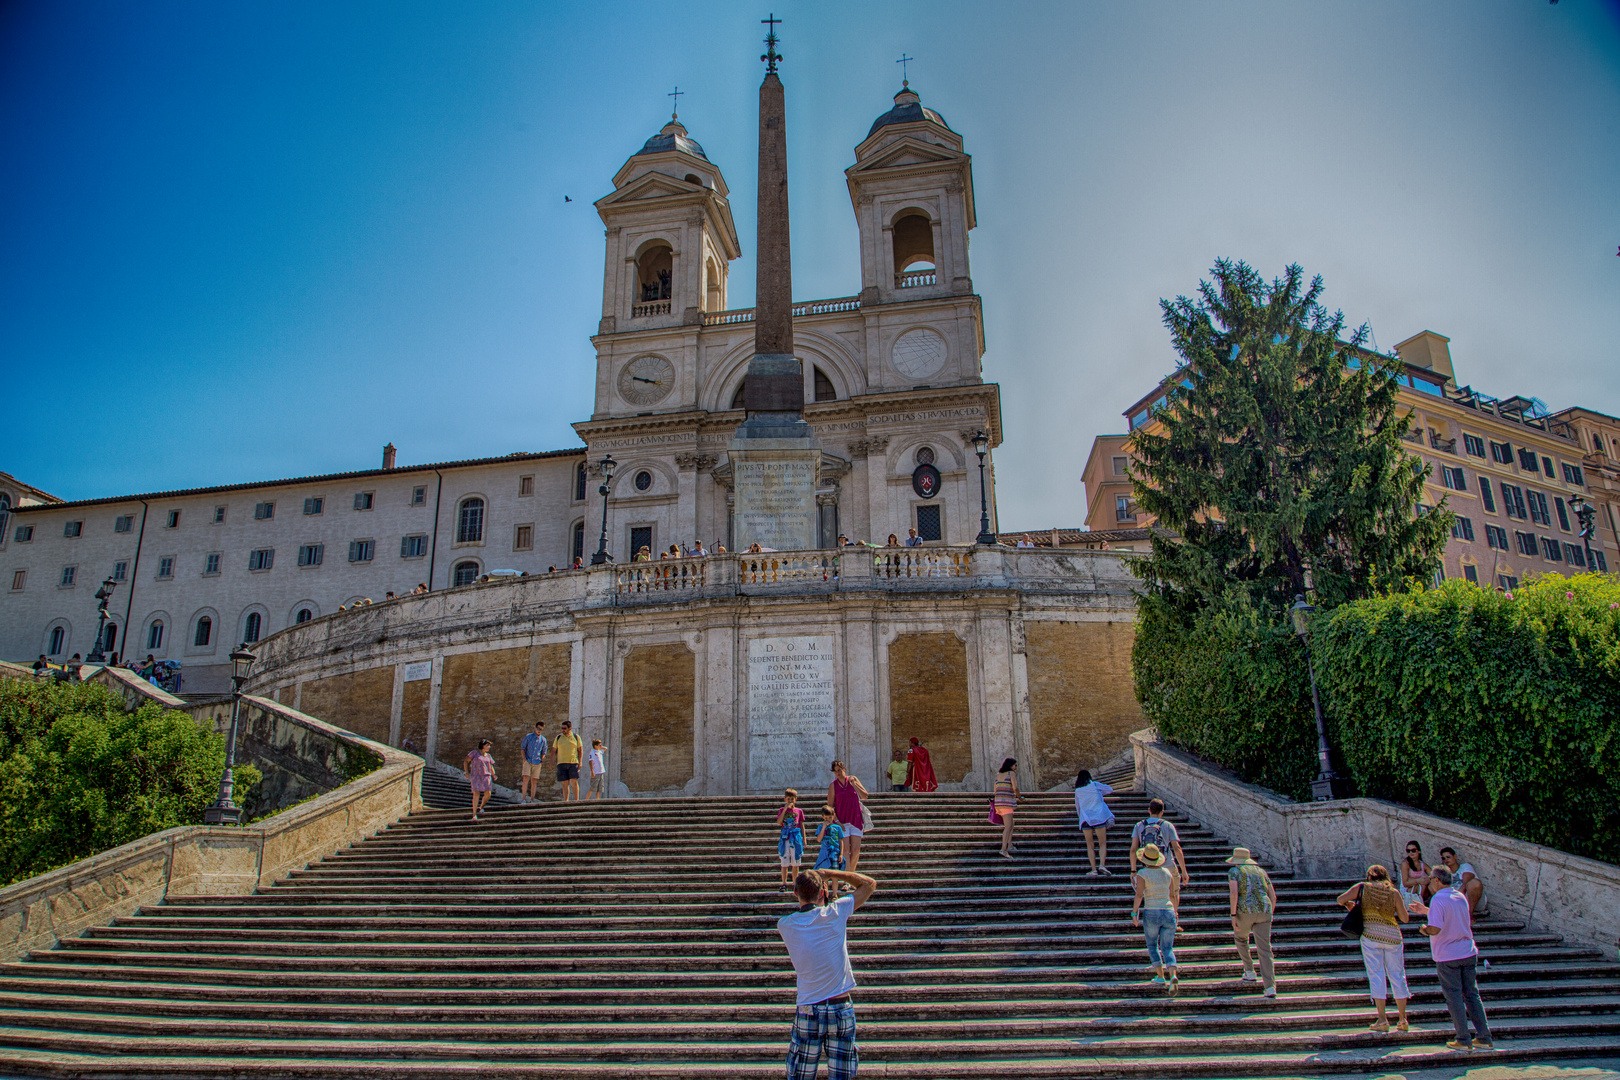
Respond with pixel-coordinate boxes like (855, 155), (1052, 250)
(594, 112), (740, 338)
(846, 83), (976, 306)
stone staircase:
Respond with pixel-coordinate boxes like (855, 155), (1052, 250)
(0, 779), (1616, 1077)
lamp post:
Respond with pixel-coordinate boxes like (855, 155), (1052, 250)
(590, 454), (617, 565)
(1291, 596), (1351, 802)
(1571, 496), (1598, 574)
(203, 646), (258, 826)
(971, 430), (996, 545)
(85, 577), (118, 664)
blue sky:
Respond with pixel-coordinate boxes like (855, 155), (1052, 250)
(3, 1), (1617, 529)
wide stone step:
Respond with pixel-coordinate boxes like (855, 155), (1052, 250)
(0, 1001), (1616, 1046)
(0, 1019), (1612, 1068)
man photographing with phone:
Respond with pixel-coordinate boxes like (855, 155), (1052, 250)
(776, 868), (878, 1079)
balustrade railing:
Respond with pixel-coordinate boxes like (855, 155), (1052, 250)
(616, 558), (705, 595)
(739, 552), (839, 586)
(872, 548), (970, 579)
(701, 295), (861, 327)
(896, 269), (936, 289)
(631, 300), (672, 318)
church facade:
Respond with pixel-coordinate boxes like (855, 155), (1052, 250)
(0, 85), (1004, 694)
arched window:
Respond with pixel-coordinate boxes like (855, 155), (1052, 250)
(147, 621), (164, 650)
(892, 213), (935, 275)
(575, 462), (588, 501)
(704, 257), (721, 312)
(572, 521), (585, 562)
(814, 367), (837, 402)
(295, 608), (313, 624)
(48, 626), (65, 655)
(636, 244), (673, 305)
(102, 623), (118, 653)
(243, 612), (261, 643)
(453, 560), (480, 587)
(194, 616), (212, 647)
(457, 498), (484, 543)
(731, 383), (746, 410)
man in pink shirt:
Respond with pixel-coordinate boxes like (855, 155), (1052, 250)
(1412, 866), (1493, 1051)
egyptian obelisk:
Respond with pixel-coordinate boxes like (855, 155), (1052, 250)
(728, 15), (821, 551)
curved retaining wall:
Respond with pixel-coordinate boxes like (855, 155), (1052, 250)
(246, 546), (1146, 797)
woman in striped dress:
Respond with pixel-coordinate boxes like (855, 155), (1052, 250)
(994, 758), (1020, 859)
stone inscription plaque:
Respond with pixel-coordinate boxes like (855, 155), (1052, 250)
(730, 447), (819, 551)
(747, 635), (836, 791)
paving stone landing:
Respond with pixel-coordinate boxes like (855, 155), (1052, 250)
(0, 770), (1616, 1077)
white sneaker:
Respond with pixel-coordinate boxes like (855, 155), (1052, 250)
(1263, 986), (1277, 998)
(1241, 970), (1258, 983)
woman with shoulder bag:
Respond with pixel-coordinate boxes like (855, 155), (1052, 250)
(828, 761), (871, 873)
(1337, 865), (1413, 1032)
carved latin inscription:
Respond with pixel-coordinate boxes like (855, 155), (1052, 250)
(747, 635), (836, 791)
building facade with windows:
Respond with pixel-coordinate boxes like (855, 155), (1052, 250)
(1085, 330), (1615, 590)
(1, 85), (1002, 692)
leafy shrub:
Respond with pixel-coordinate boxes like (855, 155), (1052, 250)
(1314, 573), (1620, 864)
(1132, 593), (1321, 801)
(0, 680), (260, 886)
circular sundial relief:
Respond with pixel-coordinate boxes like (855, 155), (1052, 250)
(891, 328), (947, 380)
(618, 355), (675, 406)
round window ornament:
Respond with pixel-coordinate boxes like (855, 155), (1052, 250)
(633, 470), (653, 492)
(617, 355), (675, 407)
(914, 446), (935, 466)
(890, 328), (947, 380)
(912, 463), (941, 499)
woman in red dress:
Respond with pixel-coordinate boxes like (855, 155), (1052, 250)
(906, 737), (938, 793)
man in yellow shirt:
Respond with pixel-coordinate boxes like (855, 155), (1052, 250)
(551, 720), (585, 802)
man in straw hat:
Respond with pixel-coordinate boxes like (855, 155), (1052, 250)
(1227, 847), (1278, 997)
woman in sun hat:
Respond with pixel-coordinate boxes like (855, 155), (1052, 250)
(1227, 847), (1278, 997)
(1132, 842), (1179, 993)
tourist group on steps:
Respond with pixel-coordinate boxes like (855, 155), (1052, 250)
(456, 732), (1500, 1077)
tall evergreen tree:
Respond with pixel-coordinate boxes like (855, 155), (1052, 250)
(1128, 260), (1451, 616)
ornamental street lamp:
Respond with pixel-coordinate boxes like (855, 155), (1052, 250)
(971, 430), (996, 545)
(203, 646), (258, 826)
(1571, 496), (1598, 574)
(85, 577), (118, 664)
(1291, 596), (1352, 802)
(590, 454), (617, 566)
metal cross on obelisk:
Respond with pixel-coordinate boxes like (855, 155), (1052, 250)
(761, 13), (782, 72)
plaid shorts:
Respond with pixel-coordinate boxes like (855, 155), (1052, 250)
(786, 999), (857, 1080)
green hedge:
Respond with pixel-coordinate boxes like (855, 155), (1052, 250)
(1132, 594), (1321, 801)
(1133, 573), (1620, 864)
(0, 680), (260, 886)
(1314, 573), (1620, 864)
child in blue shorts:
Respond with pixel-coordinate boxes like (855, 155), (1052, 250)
(776, 789), (805, 893)
(813, 804), (845, 871)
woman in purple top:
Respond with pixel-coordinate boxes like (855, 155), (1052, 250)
(464, 739), (496, 821)
(827, 761), (871, 872)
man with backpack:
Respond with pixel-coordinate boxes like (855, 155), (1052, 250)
(1130, 798), (1190, 908)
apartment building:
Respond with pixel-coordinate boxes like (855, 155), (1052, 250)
(0, 448), (587, 691)
(1086, 330), (1614, 589)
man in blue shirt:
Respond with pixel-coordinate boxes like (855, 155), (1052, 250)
(519, 721), (548, 803)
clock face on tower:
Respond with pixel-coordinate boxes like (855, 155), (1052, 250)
(617, 355), (675, 407)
